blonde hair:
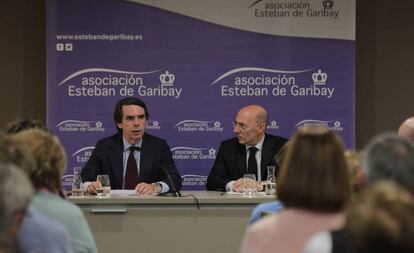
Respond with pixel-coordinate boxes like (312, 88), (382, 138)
(345, 150), (363, 193)
(346, 181), (414, 253)
(13, 129), (66, 192)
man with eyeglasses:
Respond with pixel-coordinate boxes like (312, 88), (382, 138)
(82, 97), (182, 195)
(207, 105), (287, 192)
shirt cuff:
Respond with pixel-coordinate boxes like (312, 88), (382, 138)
(82, 181), (91, 191)
(158, 181), (170, 194)
(225, 181), (235, 192)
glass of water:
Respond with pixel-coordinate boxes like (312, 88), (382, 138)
(71, 167), (84, 197)
(242, 174), (257, 196)
(96, 174), (111, 197)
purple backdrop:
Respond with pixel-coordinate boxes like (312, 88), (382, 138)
(47, 0), (355, 190)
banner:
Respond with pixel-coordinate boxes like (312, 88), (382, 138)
(47, 0), (355, 190)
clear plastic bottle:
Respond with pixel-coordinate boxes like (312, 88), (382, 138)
(265, 166), (276, 195)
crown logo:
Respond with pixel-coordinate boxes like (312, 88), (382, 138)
(214, 121), (221, 127)
(323, 0), (334, 9)
(159, 71), (175, 86)
(209, 148), (216, 155)
(312, 69), (328, 85)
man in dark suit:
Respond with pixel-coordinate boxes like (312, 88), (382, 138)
(207, 105), (287, 192)
(82, 97), (181, 195)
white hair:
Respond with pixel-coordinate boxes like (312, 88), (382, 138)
(0, 163), (33, 234)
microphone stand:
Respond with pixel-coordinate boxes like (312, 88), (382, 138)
(155, 161), (182, 197)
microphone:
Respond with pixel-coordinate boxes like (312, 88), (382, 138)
(153, 161), (201, 210)
(153, 161), (182, 197)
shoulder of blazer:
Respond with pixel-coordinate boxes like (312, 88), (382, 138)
(141, 133), (168, 149)
(219, 137), (244, 154)
(265, 134), (288, 145)
(95, 133), (123, 151)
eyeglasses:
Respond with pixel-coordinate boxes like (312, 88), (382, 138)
(233, 121), (249, 131)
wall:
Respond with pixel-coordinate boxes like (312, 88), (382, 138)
(0, 1), (46, 127)
(1, 0), (414, 149)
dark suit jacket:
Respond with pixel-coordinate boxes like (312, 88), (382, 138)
(206, 134), (287, 191)
(82, 133), (182, 192)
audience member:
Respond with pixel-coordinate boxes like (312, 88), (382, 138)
(0, 133), (72, 253)
(4, 118), (49, 134)
(308, 132), (414, 253)
(247, 148), (361, 225)
(345, 181), (414, 253)
(362, 132), (414, 192)
(4, 118), (67, 198)
(398, 116), (414, 141)
(13, 129), (97, 253)
(207, 105), (287, 192)
(240, 127), (351, 253)
(0, 163), (33, 253)
(82, 97), (182, 195)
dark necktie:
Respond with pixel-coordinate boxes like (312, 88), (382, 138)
(248, 147), (258, 176)
(124, 146), (140, 189)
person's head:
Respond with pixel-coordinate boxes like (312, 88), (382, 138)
(362, 132), (414, 192)
(398, 117), (414, 142)
(233, 105), (268, 146)
(114, 97), (149, 145)
(0, 163), (33, 249)
(346, 181), (414, 253)
(4, 118), (48, 134)
(277, 126), (351, 212)
(0, 133), (35, 176)
(12, 129), (67, 193)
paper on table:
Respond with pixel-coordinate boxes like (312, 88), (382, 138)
(224, 191), (266, 195)
(110, 190), (138, 196)
(109, 190), (159, 197)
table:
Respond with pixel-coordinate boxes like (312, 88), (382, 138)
(69, 191), (275, 253)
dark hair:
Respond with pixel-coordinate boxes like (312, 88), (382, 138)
(5, 118), (48, 134)
(113, 97), (149, 132)
(362, 132), (414, 191)
(277, 127), (351, 212)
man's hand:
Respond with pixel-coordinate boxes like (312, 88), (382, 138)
(86, 181), (100, 194)
(233, 178), (246, 192)
(135, 182), (160, 195)
(232, 178), (264, 192)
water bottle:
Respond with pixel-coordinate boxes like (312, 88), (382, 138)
(265, 166), (276, 195)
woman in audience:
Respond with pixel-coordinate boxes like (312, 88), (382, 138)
(240, 126), (351, 253)
(0, 133), (72, 253)
(248, 148), (362, 226)
(345, 181), (414, 253)
(13, 129), (98, 253)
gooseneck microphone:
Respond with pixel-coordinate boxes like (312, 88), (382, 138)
(154, 161), (182, 197)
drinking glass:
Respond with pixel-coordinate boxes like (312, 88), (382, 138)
(96, 174), (111, 197)
(242, 174), (257, 196)
(71, 167), (84, 197)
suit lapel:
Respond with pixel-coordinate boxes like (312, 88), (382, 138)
(139, 135), (154, 182)
(235, 143), (247, 176)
